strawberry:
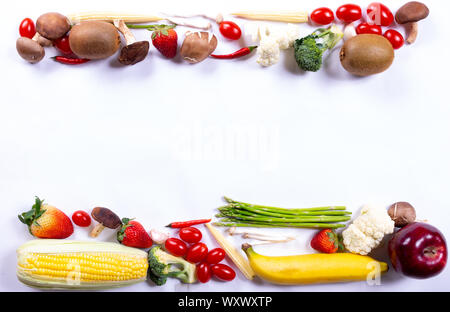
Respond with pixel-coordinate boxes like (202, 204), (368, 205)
(310, 229), (343, 254)
(18, 197), (74, 239)
(150, 25), (178, 58)
(117, 218), (153, 248)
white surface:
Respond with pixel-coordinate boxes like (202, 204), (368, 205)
(1, 0), (449, 292)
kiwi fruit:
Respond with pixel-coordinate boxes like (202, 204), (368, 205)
(69, 21), (121, 60)
(340, 34), (394, 77)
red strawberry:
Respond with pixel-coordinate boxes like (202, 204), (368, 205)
(310, 229), (342, 254)
(18, 197), (74, 239)
(151, 25), (178, 58)
(117, 218), (153, 248)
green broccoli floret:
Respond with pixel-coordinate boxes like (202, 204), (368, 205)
(294, 25), (343, 72)
(147, 268), (167, 286)
(148, 246), (196, 285)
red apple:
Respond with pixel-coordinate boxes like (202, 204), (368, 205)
(389, 222), (447, 279)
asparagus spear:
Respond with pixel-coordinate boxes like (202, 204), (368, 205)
(217, 197), (351, 229)
(213, 221), (346, 229)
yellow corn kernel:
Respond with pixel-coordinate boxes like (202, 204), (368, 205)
(17, 240), (148, 289)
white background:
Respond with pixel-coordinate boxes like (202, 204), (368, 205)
(1, 0), (449, 292)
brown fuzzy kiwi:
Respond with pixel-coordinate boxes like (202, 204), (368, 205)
(340, 34), (395, 77)
(69, 21), (121, 60)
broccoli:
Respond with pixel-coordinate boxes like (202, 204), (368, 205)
(148, 246), (196, 285)
(294, 25), (343, 72)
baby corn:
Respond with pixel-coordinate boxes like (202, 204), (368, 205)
(67, 12), (163, 24)
(17, 240), (148, 289)
(231, 11), (309, 23)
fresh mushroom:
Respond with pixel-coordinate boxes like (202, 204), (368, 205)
(180, 31), (217, 63)
(36, 12), (71, 40)
(36, 35), (53, 47)
(113, 19), (149, 65)
(16, 34), (45, 63)
(395, 2), (429, 44)
(90, 207), (122, 237)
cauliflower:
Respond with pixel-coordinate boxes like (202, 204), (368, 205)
(274, 23), (300, 50)
(256, 36), (280, 67)
(246, 23), (300, 66)
(342, 204), (395, 255)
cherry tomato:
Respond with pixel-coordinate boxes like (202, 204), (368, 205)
(54, 35), (72, 55)
(179, 227), (202, 244)
(186, 242), (208, 263)
(196, 262), (211, 283)
(336, 4), (362, 23)
(356, 23), (382, 35)
(211, 263), (236, 281)
(310, 7), (335, 25)
(72, 210), (91, 227)
(219, 21), (241, 40)
(206, 248), (226, 264)
(19, 18), (36, 39)
(367, 2), (394, 26)
(384, 29), (404, 49)
(165, 238), (187, 257)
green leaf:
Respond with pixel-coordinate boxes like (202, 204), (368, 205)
(117, 218), (135, 242)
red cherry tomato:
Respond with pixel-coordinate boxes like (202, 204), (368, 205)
(179, 227), (202, 244)
(219, 21), (242, 40)
(196, 262), (211, 283)
(206, 248), (226, 264)
(336, 4), (362, 23)
(19, 18), (36, 39)
(54, 35), (72, 55)
(310, 7), (335, 25)
(72, 211), (91, 227)
(367, 2), (394, 26)
(384, 29), (404, 49)
(211, 263), (236, 281)
(356, 23), (382, 35)
(186, 242), (208, 263)
(164, 238), (187, 257)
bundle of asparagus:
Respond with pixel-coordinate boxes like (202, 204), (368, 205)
(214, 197), (351, 229)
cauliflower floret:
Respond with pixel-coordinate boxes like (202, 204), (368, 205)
(275, 23), (300, 50)
(246, 23), (300, 66)
(343, 204), (395, 255)
(256, 36), (280, 67)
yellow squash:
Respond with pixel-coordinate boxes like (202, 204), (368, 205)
(242, 244), (388, 285)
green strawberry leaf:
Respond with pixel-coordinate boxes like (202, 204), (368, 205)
(117, 217), (135, 242)
(18, 196), (46, 227)
(337, 233), (345, 252)
(18, 196), (47, 235)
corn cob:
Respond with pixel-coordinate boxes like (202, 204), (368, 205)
(67, 12), (163, 24)
(231, 11), (309, 23)
(17, 240), (148, 289)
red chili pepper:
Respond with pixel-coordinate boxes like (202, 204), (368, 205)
(210, 46), (257, 59)
(166, 219), (212, 228)
(52, 56), (90, 65)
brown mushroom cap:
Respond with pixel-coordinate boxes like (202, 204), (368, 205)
(388, 202), (416, 227)
(36, 12), (71, 40)
(395, 1), (429, 24)
(180, 32), (217, 64)
(118, 41), (149, 65)
(91, 207), (122, 229)
(16, 37), (45, 63)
